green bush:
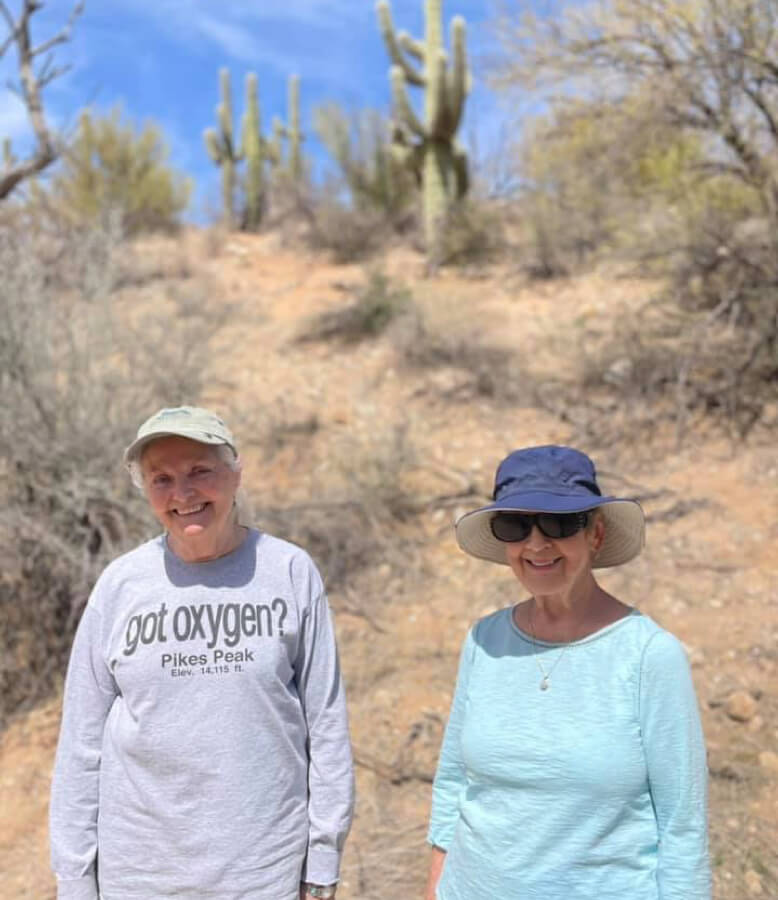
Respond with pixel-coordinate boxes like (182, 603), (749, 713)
(439, 197), (506, 268)
(305, 182), (389, 263)
(295, 269), (411, 344)
(314, 103), (417, 231)
(51, 108), (191, 234)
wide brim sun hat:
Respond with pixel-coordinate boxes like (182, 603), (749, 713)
(124, 406), (237, 466)
(455, 445), (645, 569)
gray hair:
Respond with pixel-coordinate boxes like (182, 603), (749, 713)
(127, 442), (241, 491)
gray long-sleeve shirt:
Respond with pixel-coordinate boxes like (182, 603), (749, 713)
(50, 529), (354, 900)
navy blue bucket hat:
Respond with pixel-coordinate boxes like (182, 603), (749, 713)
(455, 445), (645, 568)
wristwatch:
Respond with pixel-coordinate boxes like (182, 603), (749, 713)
(304, 885), (337, 899)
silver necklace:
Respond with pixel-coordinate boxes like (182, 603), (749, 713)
(527, 603), (575, 691)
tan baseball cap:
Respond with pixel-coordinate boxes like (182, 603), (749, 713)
(123, 406), (237, 465)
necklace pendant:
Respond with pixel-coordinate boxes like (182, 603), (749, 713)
(540, 676), (549, 691)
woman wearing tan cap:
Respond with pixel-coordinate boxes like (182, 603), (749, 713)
(50, 406), (354, 900)
(425, 445), (710, 900)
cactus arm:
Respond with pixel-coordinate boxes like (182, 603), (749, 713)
(424, 0), (443, 56)
(453, 141), (469, 198)
(241, 73), (260, 155)
(391, 66), (425, 138)
(398, 31), (424, 62)
(203, 68), (242, 227)
(376, 0), (425, 87)
(204, 128), (224, 163)
(390, 139), (415, 168)
(217, 68), (239, 160)
(429, 50), (448, 138)
(217, 103), (232, 156)
(268, 116), (284, 166)
(287, 74), (303, 180)
(423, 0), (443, 135)
(446, 17), (468, 135)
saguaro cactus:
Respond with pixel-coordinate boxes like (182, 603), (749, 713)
(270, 75), (304, 182)
(241, 73), (266, 230)
(204, 68), (243, 227)
(376, 0), (470, 263)
(286, 75), (303, 182)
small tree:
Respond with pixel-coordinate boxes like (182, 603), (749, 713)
(51, 108), (191, 233)
(493, 0), (778, 226)
(0, 0), (84, 200)
(492, 0), (778, 433)
(515, 93), (712, 274)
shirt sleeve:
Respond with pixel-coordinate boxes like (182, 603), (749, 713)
(293, 559), (355, 885)
(427, 627), (476, 850)
(639, 630), (711, 900)
(49, 602), (118, 900)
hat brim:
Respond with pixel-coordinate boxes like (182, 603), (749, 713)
(455, 495), (645, 569)
(123, 429), (234, 466)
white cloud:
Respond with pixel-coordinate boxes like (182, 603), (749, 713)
(192, 16), (265, 62)
(0, 92), (30, 143)
(112, 0), (357, 31)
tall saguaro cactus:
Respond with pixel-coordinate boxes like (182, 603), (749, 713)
(204, 69), (243, 227)
(376, 0), (470, 264)
(241, 73), (267, 230)
(271, 75), (304, 182)
(286, 75), (303, 182)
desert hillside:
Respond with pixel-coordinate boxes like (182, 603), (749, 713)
(1, 231), (776, 899)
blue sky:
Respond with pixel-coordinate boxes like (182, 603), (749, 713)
(1, 0), (514, 220)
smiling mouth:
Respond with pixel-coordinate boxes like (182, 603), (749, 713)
(173, 503), (208, 516)
(525, 558), (559, 569)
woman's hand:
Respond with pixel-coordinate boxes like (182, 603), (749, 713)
(300, 886), (336, 899)
(424, 846), (446, 900)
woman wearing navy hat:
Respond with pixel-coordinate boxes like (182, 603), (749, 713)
(425, 445), (710, 900)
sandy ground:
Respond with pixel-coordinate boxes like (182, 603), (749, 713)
(1, 232), (776, 899)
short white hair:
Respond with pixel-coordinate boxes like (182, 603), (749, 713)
(127, 442), (241, 491)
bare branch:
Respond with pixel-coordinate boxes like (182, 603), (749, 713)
(31, 0), (84, 57)
(0, 0), (84, 200)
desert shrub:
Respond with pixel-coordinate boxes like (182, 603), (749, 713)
(314, 103), (417, 231)
(516, 104), (621, 275)
(390, 306), (534, 405)
(259, 165), (317, 239)
(512, 95), (711, 277)
(305, 181), (391, 262)
(491, 0), (778, 428)
(0, 210), (223, 725)
(438, 196), (506, 268)
(577, 240), (778, 445)
(295, 270), (412, 344)
(258, 423), (418, 591)
(49, 107), (191, 234)
(494, 0), (778, 228)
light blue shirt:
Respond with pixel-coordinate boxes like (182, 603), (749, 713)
(428, 608), (710, 900)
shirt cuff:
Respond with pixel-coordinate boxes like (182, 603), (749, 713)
(56, 874), (99, 900)
(302, 847), (341, 885)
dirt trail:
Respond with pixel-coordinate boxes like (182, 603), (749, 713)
(2, 233), (776, 899)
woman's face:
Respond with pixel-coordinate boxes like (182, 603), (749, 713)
(140, 436), (241, 558)
(503, 514), (605, 600)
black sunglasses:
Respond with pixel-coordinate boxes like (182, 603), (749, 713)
(490, 511), (590, 543)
